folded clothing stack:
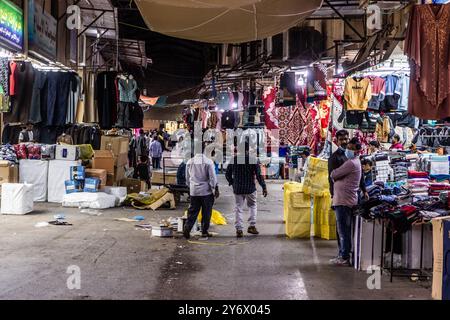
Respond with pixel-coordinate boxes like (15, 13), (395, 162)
(0, 144), (18, 164)
(429, 183), (450, 197)
(407, 178), (430, 197)
(430, 174), (450, 183)
(408, 170), (429, 179)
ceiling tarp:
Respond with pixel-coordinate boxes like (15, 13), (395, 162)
(134, 0), (324, 43)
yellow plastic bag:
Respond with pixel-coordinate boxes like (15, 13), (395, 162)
(285, 189), (311, 238)
(184, 209), (228, 225)
(302, 157), (330, 197)
(283, 182), (304, 222)
(77, 144), (94, 160)
(312, 194), (336, 240)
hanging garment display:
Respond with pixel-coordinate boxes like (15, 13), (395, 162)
(397, 74), (410, 111)
(29, 71), (47, 124)
(405, 3), (450, 120)
(97, 71), (118, 129)
(4, 61), (35, 124)
(118, 77), (138, 103)
(84, 72), (98, 123)
(278, 106), (291, 142)
(344, 76), (372, 111)
(263, 86), (279, 129)
(307, 63), (328, 102)
(0, 57), (10, 112)
(280, 72), (296, 106)
(367, 76), (386, 111)
(379, 75), (401, 111)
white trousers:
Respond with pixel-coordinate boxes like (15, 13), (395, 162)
(234, 192), (257, 230)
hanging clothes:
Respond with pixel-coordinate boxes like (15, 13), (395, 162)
(66, 73), (81, 125)
(397, 74), (410, 111)
(84, 71), (97, 123)
(4, 61), (34, 124)
(29, 71), (47, 124)
(344, 77), (372, 111)
(367, 76), (386, 111)
(263, 86), (279, 129)
(118, 77), (138, 103)
(379, 75), (400, 111)
(278, 106), (291, 142)
(97, 71), (118, 129)
(404, 3), (450, 120)
(0, 58), (10, 112)
(307, 63), (328, 102)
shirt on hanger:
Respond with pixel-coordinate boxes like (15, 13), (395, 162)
(344, 77), (372, 111)
(367, 76), (386, 110)
(380, 75), (401, 111)
(398, 74), (410, 111)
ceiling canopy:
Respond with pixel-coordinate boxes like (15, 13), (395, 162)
(134, 0), (324, 43)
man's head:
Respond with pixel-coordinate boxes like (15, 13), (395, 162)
(369, 140), (380, 153)
(139, 129), (144, 136)
(346, 137), (362, 159)
(140, 155), (149, 163)
(361, 158), (373, 173)
(335, 130), (349, 149)
(25, 123), (33, 131)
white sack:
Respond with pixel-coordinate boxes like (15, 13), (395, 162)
(103, 186), (127, 206)
(1, 183), (34, 215)
(19, 160), (49, 202)
(48, 160), (81, 203)
(62, 192), (117, 209)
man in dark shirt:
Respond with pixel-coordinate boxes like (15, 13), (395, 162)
(226, 143), (268, 238)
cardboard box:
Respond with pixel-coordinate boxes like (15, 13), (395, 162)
(115, 152), (128, 166)
(101, 136), (129, 155)
(151, 171), (177, 185)
(115, 166), (126, 182)
(120, 178), (141, 194)
(85, 169), (107, 187)
(1, 183), (34, 215)
(432, 217), (450, 300)
(0, 161), (19, 187)
(70, 166), (86, 181)
(92, 150), (115, 174)
(55, 145), (79, 161)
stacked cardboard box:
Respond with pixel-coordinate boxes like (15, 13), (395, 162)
(100, 136), (129, 186)
(0, 161), (19, 193)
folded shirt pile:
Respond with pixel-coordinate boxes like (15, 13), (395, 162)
(429, 183), (450, 197)
(0, 144), (18, 164)
(408, 170), (429, 179)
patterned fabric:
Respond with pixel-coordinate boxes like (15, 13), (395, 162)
(278, 106), (290, 142)
(263, 86), (278, 129)
(0, 58), (9, 112)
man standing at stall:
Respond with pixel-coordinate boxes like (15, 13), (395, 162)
(330, 137), (363, 266)
(226, 142), (268, 238)
(149, 135), (163, 169)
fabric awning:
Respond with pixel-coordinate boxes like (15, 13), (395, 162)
(134, 0), (324, 43)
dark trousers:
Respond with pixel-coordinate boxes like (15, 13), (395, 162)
(184, 194), (215, 235)
(152, 157), (161, 169)
(334, 205), (353, 260)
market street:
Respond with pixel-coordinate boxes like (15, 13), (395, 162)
(0, 177), (431, 300)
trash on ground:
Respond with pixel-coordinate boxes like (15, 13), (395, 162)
(135, 224), (152, 230)
(133, 215), (145, 221)
(115, 217), (140, 222)
(151, 225), (173, 237)
(80, 209), (102, 216)
(54, 214), (66, 220)
(48, 220), (73, 226)
(35, 222), (49, 228)
(176, 261), (183, 265)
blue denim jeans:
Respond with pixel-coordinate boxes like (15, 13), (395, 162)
(334, 206), (353, 260)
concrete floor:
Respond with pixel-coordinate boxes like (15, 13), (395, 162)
(0, 177), (432, 300)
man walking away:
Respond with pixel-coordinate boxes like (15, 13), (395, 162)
(330, 137), (363, 266)
(149, 135), (163, 169)
(226, 142), (268, 238)
(184, 145), (219, 241)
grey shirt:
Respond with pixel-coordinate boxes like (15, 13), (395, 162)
(186, 154), (218, 197)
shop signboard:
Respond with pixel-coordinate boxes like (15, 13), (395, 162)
(0, 0), (23, 51)
(28, 0), (57, 60)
